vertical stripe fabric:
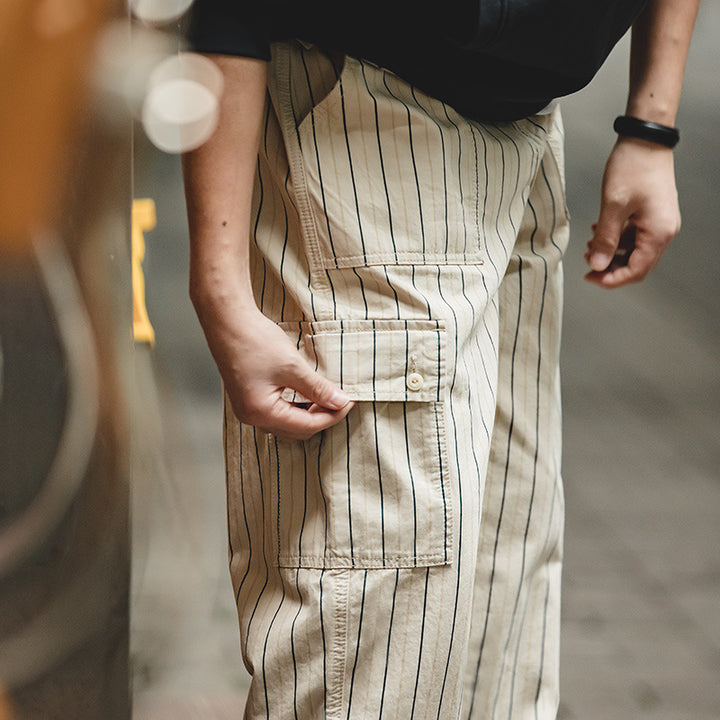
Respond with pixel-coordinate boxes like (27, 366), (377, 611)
(224, 40), (569, 719)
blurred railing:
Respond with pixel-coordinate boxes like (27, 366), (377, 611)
(1, 0), (233, 715)
(0, 1), (131, 717)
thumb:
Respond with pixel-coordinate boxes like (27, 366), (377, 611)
(587, 200), (627, 272)
(288, 363), (350, 411)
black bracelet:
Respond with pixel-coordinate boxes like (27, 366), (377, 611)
(613, 115), (680, 149)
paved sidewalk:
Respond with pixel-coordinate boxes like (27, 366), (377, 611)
(558, 249), (720, 720)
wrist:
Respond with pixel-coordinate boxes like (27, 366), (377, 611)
(190, 271), (257, 318)
(625, 99), (677, 128)
(612, 136), (674, 161)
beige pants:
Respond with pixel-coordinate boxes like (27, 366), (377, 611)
(224, 40), (569, 720)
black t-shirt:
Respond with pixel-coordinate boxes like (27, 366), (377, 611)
(186, 0), (648, 121)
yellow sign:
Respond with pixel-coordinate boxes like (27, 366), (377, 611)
(131, 198), (156, 345)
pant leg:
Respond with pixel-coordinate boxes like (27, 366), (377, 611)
(462, 111), (570, 720)
(223, 40), (566, 719)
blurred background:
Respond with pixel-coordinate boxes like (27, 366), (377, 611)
(0, 1), (130, 718)
(130, 3), (720, 719)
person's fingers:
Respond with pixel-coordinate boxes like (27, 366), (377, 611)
(258, 396), (355, 441)
(587, 197), (628, 272)
(232, 352), (354, 439)
(584, 223), (632, 283)
(585, 221), (668, 287)
(228, 378), (354, 440)
(283, 359), (351, 411)
(585, 222), (635, 261)
(584, 238), (660, 287)
(585, 263), (635, 287)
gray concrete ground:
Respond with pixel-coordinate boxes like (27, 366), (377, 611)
(131, 4), (720, 718)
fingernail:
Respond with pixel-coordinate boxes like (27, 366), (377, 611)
(589, 253), (611, 271)
(328, 390), (350, 410)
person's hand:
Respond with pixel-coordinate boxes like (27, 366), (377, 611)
(200, 303), (353, 441)
(585, 136), (681, 288)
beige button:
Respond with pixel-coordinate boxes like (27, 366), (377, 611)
(406, 372), (425, 392)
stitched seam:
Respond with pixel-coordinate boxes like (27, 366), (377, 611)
(269, 42), (335, 318)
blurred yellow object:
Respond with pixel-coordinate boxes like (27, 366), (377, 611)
(132, 198), (156, 345)
(0, 0), (111, 249)
(0, 690), (14, 720)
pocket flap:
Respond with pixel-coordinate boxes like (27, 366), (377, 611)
(278, 319), (446, 403)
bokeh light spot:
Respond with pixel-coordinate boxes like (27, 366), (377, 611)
(130, 0), (195, 25)
(141, 53), (223, 154)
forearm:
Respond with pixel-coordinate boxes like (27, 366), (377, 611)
(626, 0), (700, 126)
(182, 55), (268, 317)
(586, 0), (700, 286)
(181, 55), (351, 437)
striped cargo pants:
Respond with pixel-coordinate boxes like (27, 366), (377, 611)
(224, 40), (569, 720)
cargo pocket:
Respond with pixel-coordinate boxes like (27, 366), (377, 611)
(267, 319), (453, 569)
